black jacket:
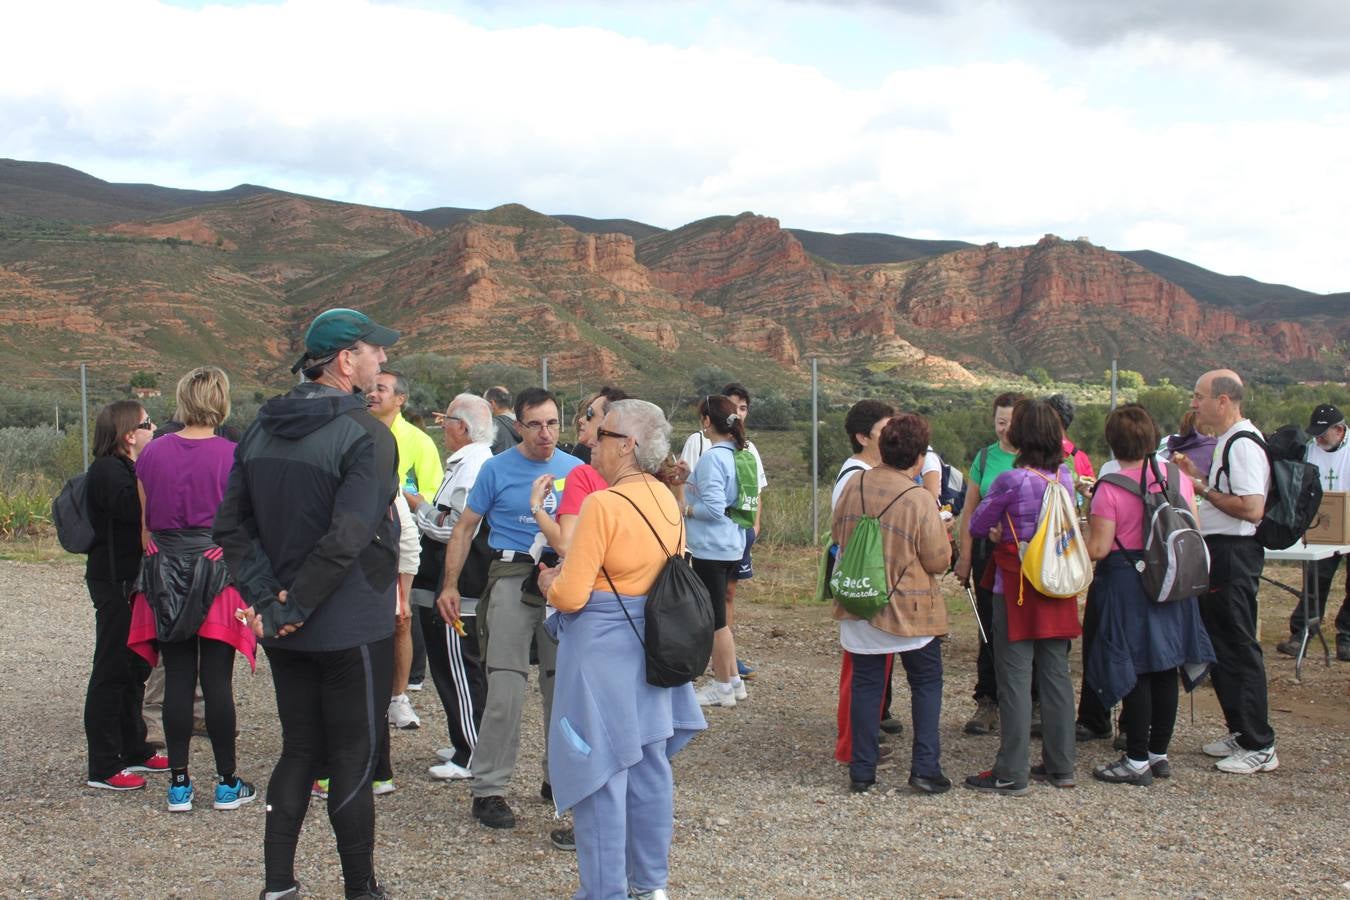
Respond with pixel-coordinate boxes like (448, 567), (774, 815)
(213, 382), (398, 652)
(85, 453), (142, 584)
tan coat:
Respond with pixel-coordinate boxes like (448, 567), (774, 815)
(831, 465), (950, 637)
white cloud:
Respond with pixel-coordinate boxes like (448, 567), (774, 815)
(2, 0), (1347, 292)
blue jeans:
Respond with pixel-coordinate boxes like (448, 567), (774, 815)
(849, 639), (943, 783)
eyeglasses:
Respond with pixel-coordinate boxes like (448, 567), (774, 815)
(596, 427), (630, 442)
(520, 419), (561, 433)
(440, 415), (465, 428)
(136, 420), (154, 431)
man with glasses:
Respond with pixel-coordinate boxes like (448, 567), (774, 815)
(407, 393), (496, 782)
(436, 388), (582, 830)
(1173, 369), (1276, 775)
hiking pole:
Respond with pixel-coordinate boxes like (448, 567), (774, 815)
(964, 586), (987, 644)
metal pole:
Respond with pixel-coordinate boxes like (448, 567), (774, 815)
(1110, 358), (1118, 410)
(811, 357), (819, 540)
(80, 364), (89, 471)
(541, 357), (549, 390)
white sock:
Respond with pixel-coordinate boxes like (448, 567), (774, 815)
(716, 680), (734, 694)
(730, 676), (744, 687)
(1148, 752), (1168, 765)
(1124, 756), (1149, 772)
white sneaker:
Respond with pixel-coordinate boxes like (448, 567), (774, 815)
(389, 694), (421, 730)
(436, 747), (456, 763)
(629, 890), (670, 900)
(428, 760), (473, 781)
(695, 682), (736, 708)
(406, 681), (423, 692)
(1215, 745), (1279, 775)
(372, 779), (396, 795)
(732, 680), (748, 701)
(1201, 733), (1242, 758)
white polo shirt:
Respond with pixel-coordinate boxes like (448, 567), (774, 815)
(1200, 418), (1271, 537)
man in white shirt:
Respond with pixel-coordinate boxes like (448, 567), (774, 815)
(406, 393), (495, 782)
(1174, 369), (1276, 774)
(1277, 404), (1350, 661)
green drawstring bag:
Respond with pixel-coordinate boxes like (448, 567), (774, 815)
(828, 472), (920, 619)
(715, 445), (761, 529)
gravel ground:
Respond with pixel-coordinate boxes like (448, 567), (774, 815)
(3, 557), (1348, 899)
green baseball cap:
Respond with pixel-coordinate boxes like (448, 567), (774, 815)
(292, 308), (400, 373)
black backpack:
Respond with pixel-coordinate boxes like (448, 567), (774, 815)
(602, 490), (715, 688)
(52, 472), (97, 554)
(1098, 460), (1210, 603)
(1218, 427), (1322, 551)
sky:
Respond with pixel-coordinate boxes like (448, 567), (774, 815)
(4, 0), (1349, 292)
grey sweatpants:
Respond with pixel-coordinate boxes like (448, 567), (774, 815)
(991, 598), (1076, 783)
(470, 572), (558, 798)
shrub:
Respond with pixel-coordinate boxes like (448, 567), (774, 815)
(0, 426), (67, 482)
(0, 474), (53, 539)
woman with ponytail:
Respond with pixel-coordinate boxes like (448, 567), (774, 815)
(683, 395), (750, 708)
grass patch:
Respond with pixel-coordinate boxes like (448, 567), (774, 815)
(0, 475), (55, 540)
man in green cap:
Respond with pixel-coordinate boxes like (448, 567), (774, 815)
(215, 307), (401, 900)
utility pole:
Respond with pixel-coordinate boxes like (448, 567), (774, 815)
(1110, 358), (1118, 410)
(811, 357), (819, 540)
(541, 357), (549, 391)
(80, 364), (89, 470)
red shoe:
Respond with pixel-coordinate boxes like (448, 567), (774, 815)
(127, 752), (170, 774)
(87, 770), (148, 791)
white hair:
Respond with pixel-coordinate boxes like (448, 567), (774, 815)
(449, 393), (494, 444)
(606, 399), (671, 474)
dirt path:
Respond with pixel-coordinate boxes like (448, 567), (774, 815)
(2, 557), (1347, 898)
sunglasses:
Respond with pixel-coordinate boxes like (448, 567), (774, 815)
(584, 405), (597, 421)
(136, 420), (154, 431)
(596, 427), (630, 443)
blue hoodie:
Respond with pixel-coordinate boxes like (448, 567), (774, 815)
(685, 441), (745, 561)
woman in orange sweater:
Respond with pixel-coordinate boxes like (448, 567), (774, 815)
(539, 400), (707, 900)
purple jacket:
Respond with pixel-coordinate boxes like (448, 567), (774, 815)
(1166, 430), (1217, 480)
(969, 465), (1075, 545)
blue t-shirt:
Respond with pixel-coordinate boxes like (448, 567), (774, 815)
(466, 446), (583, 552)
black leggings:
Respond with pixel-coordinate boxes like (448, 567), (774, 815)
(1118, 669), (1180, 762)
(263, 636), (394, 897)
(691, 557), (737, 631)
(160, 636), (237, 778)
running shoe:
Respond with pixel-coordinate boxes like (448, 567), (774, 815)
(167, 779), (194, 812)
(127, 752), (170, 774)
(215, 778), (258, 810)
(87, 770), (146, 791)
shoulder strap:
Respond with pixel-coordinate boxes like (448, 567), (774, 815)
(608, 488), (679, 559)
(1098, 473), (1144, 497)
(876, 482), (925, 519)
(835, 463), (867, 486)
(1217, 430), (1264, 492)
(973, 446), (989, 481)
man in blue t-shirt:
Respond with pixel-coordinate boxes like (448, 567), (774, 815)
(437, 388), (581, 831)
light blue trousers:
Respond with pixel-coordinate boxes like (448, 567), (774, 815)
(571, 739), (673, 900)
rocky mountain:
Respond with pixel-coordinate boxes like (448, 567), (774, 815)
(0, 160), (1343, 395)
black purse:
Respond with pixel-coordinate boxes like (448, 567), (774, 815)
(601, 491), (715, 688)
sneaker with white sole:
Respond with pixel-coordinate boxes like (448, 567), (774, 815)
(87, 770), (147, 791)
(406, 681), (423, 692)
(732, 680), (748, 701)
(372, 779), (396, 795)
(389, 694), (421, 730)
(167, 779), (194, 812)
(1202, 733), (1242, 758)
(429, 761), (473, 781)
(694, 682), (736, 708)
(629, 890), (670, 900)
(215, 778), (258, 810)
(1215, 745), (1279, 775)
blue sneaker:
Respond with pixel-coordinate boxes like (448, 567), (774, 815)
(214, 778), (258, 811)
(167, 780), (194, 812)
(736, 659), (754, 679)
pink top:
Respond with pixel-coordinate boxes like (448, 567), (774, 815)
(1062, 437), (1096, 480)
(136, 433), (236, 531)
(1091, 463), (1196, 551)
(557, 464), (608, 518)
